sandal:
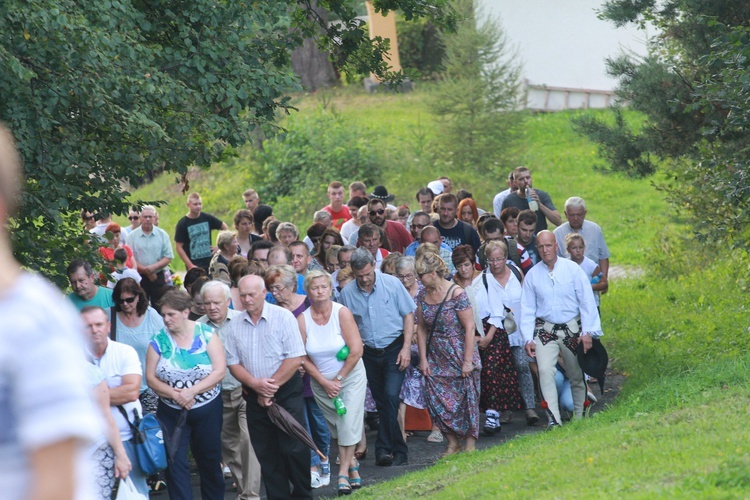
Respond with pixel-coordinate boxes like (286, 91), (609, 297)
(354, 446), (368, 461)
(337, 475), (352, 496)
(427, 429), (444, 443)
(441, 444), (462, 458)
(348, 459), (362, 490)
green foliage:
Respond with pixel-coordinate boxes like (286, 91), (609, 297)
(249, 108), (384, 223)
(426, 0), (524, 175)
(0, 0), (458, 283)
(396, 16), (445, 80)
(576, 1), (750, 247)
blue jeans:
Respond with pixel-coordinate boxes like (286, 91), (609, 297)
(122, 439), (149, 496)
(554, 369), (574, 413)
(158, 397), (224, 500)
(304, 397), (331, 469)
(362, 337), (408, 459)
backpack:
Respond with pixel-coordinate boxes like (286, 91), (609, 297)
(506, 237), (522, 268)
(118, 406), (169, 475)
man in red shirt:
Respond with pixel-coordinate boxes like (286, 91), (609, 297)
(322, 181), (352, 230)
(366, 198), (413, 253)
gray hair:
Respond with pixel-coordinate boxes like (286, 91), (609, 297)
(200, 280), (231, 301)
(339, 245), (356, 255)
(350, 247), (376, 271)
(313, 210), (332, 223)
(303, 269), (334, 295)
(141, 204), (158, 215)
(395, 256), (415, 274)
(564, 196), (586, 211)
(275, 222), (299, 239)
(264, 264), (298, 291)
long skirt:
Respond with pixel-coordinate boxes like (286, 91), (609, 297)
(399, 344), (427, 409)
(477, 319), (522, 412)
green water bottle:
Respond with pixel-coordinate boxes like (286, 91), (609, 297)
(333, 395), (347, 416)
(336, 345), (350, 361)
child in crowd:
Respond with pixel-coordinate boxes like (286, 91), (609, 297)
(108, 248), (141, 288)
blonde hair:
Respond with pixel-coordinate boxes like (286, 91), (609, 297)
(303, 269), (333, 295)
(485, 240), (508, 259)
(415, 242), (439, 262)
(187, 192), (201, 202)
(415, 251), (448, 278)
(565, 232), (585, 248)
(216, 230), (237, 252)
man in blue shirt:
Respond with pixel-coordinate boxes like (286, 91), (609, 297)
(339, 248), (415, 467)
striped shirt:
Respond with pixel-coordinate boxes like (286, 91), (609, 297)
(223, 302), (306, 379)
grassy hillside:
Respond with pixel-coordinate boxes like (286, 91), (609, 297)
(125, 86), (668, 270)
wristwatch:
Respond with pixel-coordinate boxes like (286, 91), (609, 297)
(335, 374), (344, 381)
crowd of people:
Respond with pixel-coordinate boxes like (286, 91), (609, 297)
(1, 116), (610, 500)
(64, 171), (610, 499)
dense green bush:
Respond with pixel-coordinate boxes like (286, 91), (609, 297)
(250, 108), (384, 223)
(396, 16), (445, 79)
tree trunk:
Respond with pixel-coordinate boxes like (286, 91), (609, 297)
(291, 4), (339, 91)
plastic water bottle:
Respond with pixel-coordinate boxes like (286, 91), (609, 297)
(526, 187), (539, 211)
(333, 396), (347, 416)
(336, 345), (350, 361)
(591, 272), (603, 284)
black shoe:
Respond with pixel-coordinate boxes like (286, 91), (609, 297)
(375, 454), (393, 466)
(393, 454), (408, 466)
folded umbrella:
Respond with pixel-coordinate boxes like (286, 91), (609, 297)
(267, 401), (327, 461)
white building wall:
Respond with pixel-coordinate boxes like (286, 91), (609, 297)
(480, 0), (652, 110)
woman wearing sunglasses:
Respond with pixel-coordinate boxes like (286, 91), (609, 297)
(112, 278), (165, 415)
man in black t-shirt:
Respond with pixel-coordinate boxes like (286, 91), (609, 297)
(501, 166), (562, 234)
(175, 192), (228, 272)
(432, 193), (481, 253)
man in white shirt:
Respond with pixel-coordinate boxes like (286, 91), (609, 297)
(197, 281), (261, 500)
(224, 275), (310, 499)
(82, 306), (149, 496)
(520, 231), (601, 428)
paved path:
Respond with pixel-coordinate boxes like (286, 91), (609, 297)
(148, 363), (623, 498)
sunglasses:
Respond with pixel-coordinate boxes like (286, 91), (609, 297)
(117, 296), (137, 304)
(369, 209), (385, 216)
(128, 216), (140, 221)
(85, 215), (95, 221)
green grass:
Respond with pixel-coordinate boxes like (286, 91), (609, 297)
(126, 86), (668, 270)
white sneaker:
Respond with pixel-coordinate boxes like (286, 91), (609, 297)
(311, 470), (324, 489)
(222, 465), (232, 478)
(587, 391), (598, 403)
(483, 410), (500, 435)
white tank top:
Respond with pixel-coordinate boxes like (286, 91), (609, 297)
(303, 302), (347, 377)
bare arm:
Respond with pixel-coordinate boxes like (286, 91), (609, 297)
(539, 204), (562, 226)
(455, 291), (477, 377)
(175, 242), (195, 270)
(591, 265), (608, 293)
(108, 373), (141, 406)
(145, 344), (179, 400)
(92, 381), (131, 479)
(28, 439), (79, 500)
(270, 356), (304, 388)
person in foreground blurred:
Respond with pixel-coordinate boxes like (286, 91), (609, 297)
(416, 252), (481, 456)
(0, 122), (100, 498)
(298, 270), (367, 495)
(146, 289), (227, 499)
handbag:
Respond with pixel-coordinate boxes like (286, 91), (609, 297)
(117, 406), (169, 475)
(114, 476), (147, 500)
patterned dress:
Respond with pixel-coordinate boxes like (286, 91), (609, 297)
(419, 288), (481, 439)
(399, 283), (426, 409)
(478, 319), (523, 412)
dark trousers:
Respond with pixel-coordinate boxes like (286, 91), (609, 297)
(158, 396), (224, 500)
(140, 270), (167, 306)
(363, 337), (408, 459)
(244, 372), (312, 500)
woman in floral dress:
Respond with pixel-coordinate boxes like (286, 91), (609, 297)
(415, 252), (481, 456)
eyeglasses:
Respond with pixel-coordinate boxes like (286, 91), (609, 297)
(128, 216), (140, 221)
(487, 258), (505, 264)
(117, 296), (137, 304)
(268, 285), (286, 293)
(369, 209), (385, 216)
(396, 273), (414, 281)
(411, 224), (428, 230)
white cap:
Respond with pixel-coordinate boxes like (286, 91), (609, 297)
(427, 180), (444, 195)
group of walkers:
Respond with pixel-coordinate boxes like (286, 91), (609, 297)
(61, 170), (610, 499)
(2, 113), (610, 500)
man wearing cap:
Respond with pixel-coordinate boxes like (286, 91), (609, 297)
(366, 198), (412, 253)
(520, 231), (601, 428)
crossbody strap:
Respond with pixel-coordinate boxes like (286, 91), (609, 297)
(426, 283), (457, 356)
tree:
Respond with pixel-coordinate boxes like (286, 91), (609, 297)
(572, 1), (750, 246)
(427, 0), (523, 175)
(0, 0), (456, 285)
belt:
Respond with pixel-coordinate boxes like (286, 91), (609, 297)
(363, 334), (404, 354)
